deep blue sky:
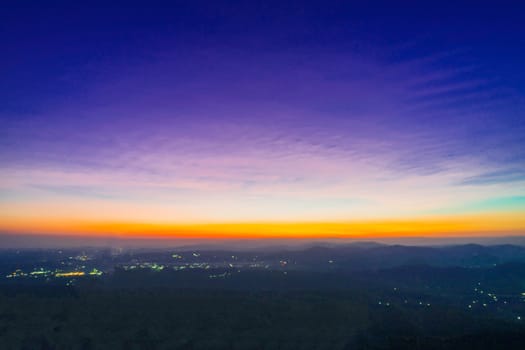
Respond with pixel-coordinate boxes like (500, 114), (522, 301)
(2, 1), (525, 114)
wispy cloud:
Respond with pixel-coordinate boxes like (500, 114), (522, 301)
(458, 169), (525, 186)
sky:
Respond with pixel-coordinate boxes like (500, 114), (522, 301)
(1, 1), (524, 239)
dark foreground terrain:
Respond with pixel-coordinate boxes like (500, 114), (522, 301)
(1, 243), (525, 349)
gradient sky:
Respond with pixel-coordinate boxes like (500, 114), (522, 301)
(1, 1), (525, 238)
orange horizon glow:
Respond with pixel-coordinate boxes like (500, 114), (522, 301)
(1, 212), (524, 239)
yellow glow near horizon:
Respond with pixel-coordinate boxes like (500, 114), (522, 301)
(1, 212), (524, 239)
